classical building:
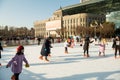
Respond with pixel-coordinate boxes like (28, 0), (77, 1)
(62, 13), (105, 38)
(34, 0), (106, 38)
(34, 20), (48, 37)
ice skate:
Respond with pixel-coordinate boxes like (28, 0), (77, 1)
(44, 59), (49, 62)
(11, 75), (15, 80)
(65, 51), (68, 54)
(39, 56), (43, 60)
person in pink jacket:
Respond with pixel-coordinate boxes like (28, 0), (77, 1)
(99, 38), (107, 56)
(6, 45), (29, 80)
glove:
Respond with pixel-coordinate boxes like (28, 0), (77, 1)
(25, 64), (30, 68)
(6, 65), (9, 68)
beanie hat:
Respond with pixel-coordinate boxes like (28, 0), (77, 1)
(17, 45), (24, 52)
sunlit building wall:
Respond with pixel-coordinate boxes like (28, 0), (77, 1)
(34, 20), (48, 37)
(62, 13), (105, 38)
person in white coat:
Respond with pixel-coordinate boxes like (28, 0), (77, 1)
(64, 40), (69, 54)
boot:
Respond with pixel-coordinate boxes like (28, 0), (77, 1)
(65, 51), (68, 54)
(99, 52), (101, 56)
(83, 53), (86, 57)
(11, 75), (15, 80)
(44, 56), (49, 62)
(39, 56), (43, 60)
(45, 59), (49, 62)
(103, 52), (105, 56)
(86, 54), (90, 57)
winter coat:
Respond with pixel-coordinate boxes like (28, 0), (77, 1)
(7, 54), (28, 73)
(99, 44), (105, 53)
(64, 40), (69, 47)
(40, 38), (52, 56)
(0, 43), (3, 51)
(112, 38), (116, 48)
(115, 38), (120, 46)
(114, 38), (120, 50)
(99, 39), (107, 53)
(83, 37), (93, 50)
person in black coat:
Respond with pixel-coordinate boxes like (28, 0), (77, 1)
(39, 37), (52, 62)
(83, 36), (93, 57)
(0, 42), (3, 58)
(112, 37), (116, 49)
(0, 42), (3, 66)
(37, 37), (41, 45)
(114, 36), (120, 58)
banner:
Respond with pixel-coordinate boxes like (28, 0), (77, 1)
(46, 20), (61, 30)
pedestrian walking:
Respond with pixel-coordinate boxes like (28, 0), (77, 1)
(39, 37), (52, 62)
(83, 36), (93, 57)
(6, 45), (29, 80)
(114, 36), (120, 59)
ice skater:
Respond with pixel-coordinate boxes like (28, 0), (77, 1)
(0, 42), (3, 59)
(114, 36), (120, 59)
(98, 38), (107, 56)
(112, 37), (116, 50)
(83, 36), (93, 57)
(64, 40), (69, 54)
(6, 45), (29, 80)
(0, 42), (3, 66)
(39, 37), (52, 62)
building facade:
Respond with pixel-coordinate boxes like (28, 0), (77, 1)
(34, 1), (106, 38)
(62, 13), (105, 38)
(34, 20), (48, 38)
(34, 11), (105, 38)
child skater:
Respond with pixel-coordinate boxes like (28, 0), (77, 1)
(6, 45), (29, 80)
(64, 40), (69, 54)
(99, 38), (107, 56)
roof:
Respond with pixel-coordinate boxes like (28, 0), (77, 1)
(61, 0), (104, 10)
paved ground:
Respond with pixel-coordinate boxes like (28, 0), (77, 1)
(0, 42), (120, 80)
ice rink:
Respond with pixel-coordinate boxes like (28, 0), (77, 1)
(0, 42), (120, 80)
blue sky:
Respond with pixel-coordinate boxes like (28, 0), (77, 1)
(0, 0), (80, 28)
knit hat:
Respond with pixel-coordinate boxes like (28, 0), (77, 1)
(17, 45), (24, 52)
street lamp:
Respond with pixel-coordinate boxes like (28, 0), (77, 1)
(90, 20), (98, 38)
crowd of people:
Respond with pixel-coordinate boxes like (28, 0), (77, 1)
(0, 35), (120, 80)
(63, 35), (120, 59)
